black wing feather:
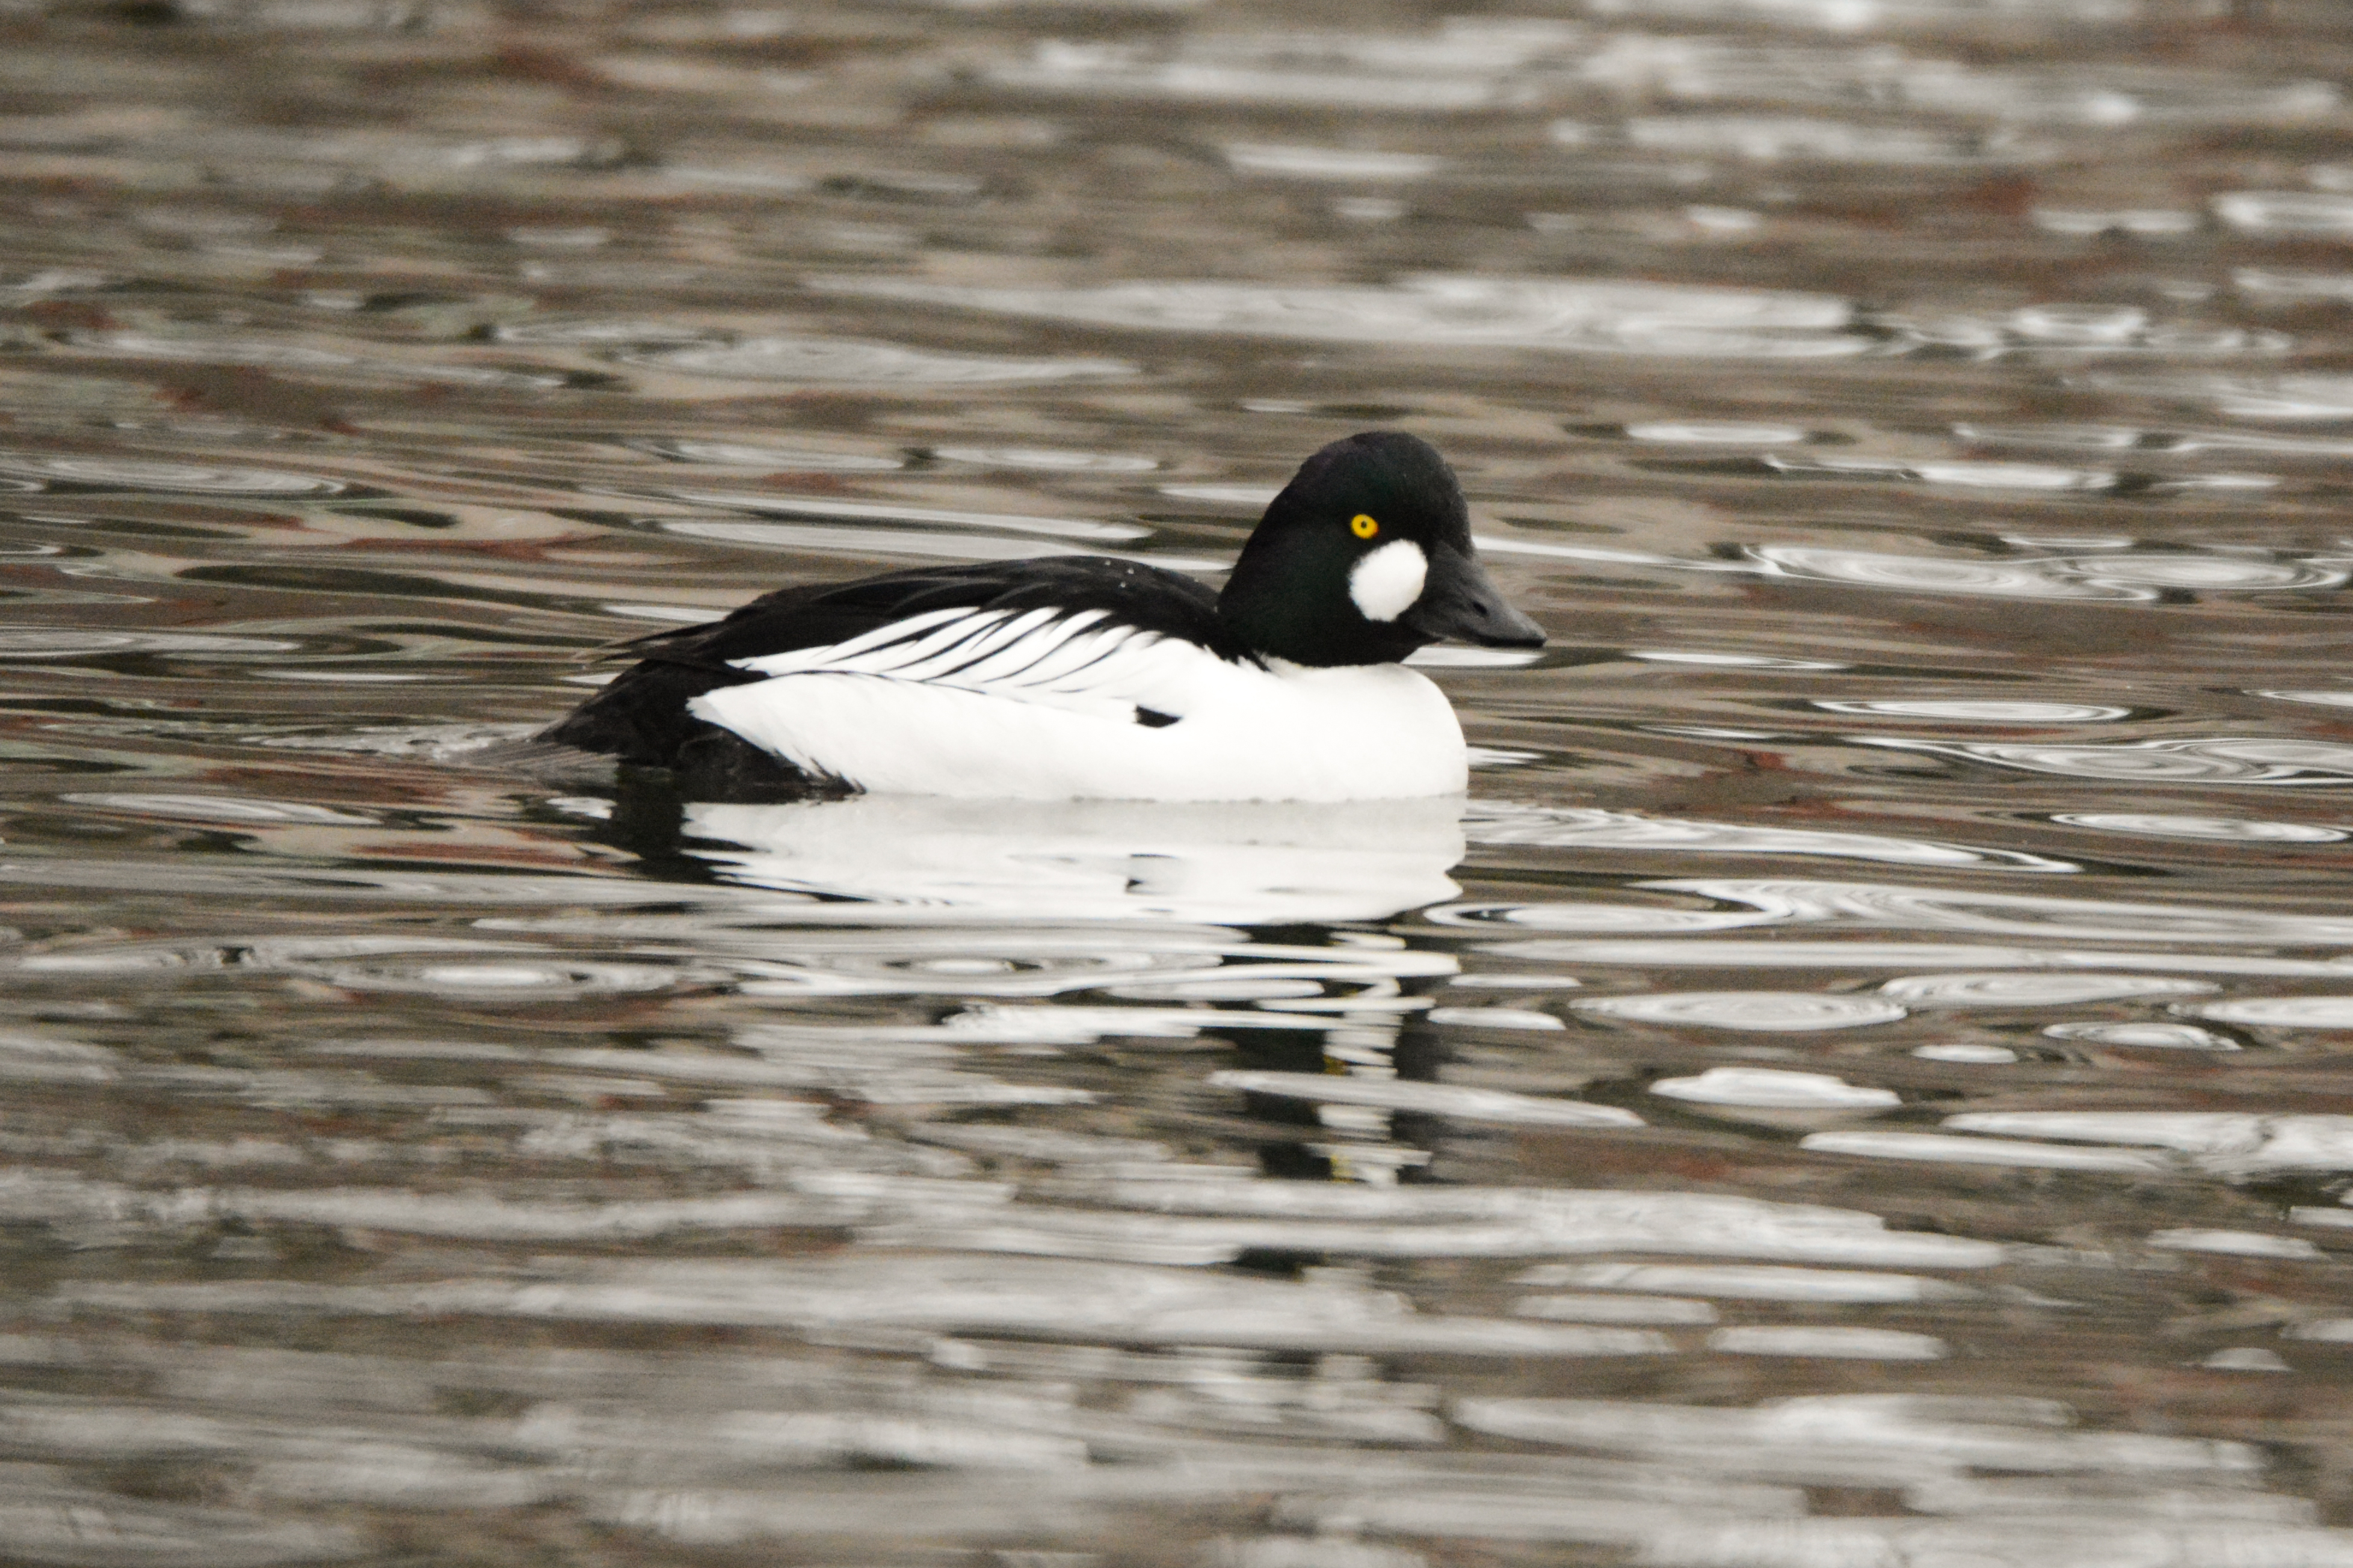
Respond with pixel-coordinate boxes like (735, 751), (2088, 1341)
(541, 556), (1228, 766)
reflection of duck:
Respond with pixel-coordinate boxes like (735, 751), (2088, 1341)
(679, 795), (1468, 925)
(544, 432), (1542, 801)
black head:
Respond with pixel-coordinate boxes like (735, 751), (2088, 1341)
(1215, 431), (1545, 667)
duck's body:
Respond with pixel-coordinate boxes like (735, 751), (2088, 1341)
(545, 432), (1543, 802)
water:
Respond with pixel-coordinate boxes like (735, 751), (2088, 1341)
(5, 0), (2353, 1562)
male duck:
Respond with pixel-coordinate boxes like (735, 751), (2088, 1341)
(543, 431), (1544, 801)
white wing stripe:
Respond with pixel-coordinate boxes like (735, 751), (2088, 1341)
(880, 612), (1029, 681)
(721, 604), (1223, 724)
(928, 607), (1072, 675)
(754, 608), (1011, 679)
(890, 607), (1070, 683)
(1008, 625), (1146, 689)
(954, 618), (1121, 686)
(804, 606), (974, 665)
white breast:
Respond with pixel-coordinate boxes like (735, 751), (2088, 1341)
(685, 607), (1468, 801)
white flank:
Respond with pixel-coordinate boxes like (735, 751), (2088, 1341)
(686, 607), (1467, 801)
(1349, 539), (1428, 622)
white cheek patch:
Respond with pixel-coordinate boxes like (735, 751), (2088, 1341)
(1348, 539), (1428, 623)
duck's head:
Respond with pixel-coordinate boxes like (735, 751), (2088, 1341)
(1217, 431), (1546, 668)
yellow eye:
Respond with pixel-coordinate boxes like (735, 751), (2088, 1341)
(1350, 514), (1379, 539)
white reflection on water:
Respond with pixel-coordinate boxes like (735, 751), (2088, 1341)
(685, 796), (1466, 926)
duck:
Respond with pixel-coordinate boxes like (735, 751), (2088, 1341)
(541, 430), (1545, 802)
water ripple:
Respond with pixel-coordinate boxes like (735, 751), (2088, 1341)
(1799, 1130), (2176, 1173)
(57, 793), (379, 825)
(2091, 372), (2353, 420)
(1625, 879), (2353, 944)
(1458, 804), (2077, 872)
(1854, 735), (2353, 786)
(624, 437), (905, 470)
(0, 629), (303, 657)
(67, 332), (571, 389)
(1749, 547), (2343, 600)
(1938, 1111), (2353, 1175)
(810, 275), (1878, 360)
(624, 336), (1136, 385)
(2044, 1021), (2239, 1051)
(2050, 813), (2346, 842)
(655, 520), (1111, 563)
(2215, 191), (2353, 236)
(1650, 1068), (1900, 1109)
(648, 491), (1147, 543)
(1877, 973), (2216, 1007)
(297, 958), (682, 997)
(1572, 993), (1908, 1031)
(1815, 700), (2130, 723)
(2191, 997), (2353, 1030)
(1709, 1327), (1946, 1360)
(0, 1482), (363, 1568)
(0, 451), (343, 494)
(1517, 1263), (1974, 1305)
(1207, 1071), (1642, 1128)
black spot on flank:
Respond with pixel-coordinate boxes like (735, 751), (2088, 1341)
(1135, 707), (1180, 728)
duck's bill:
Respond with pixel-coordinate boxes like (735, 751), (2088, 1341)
(1401, 543), (1546, 648)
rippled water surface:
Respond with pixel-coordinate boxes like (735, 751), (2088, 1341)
(12, 1), (2353, 1563)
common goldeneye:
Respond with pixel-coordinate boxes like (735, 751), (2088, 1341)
(543, 430), (1544, 801)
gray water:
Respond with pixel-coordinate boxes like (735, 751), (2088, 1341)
(5, 2), (2353, 1564)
